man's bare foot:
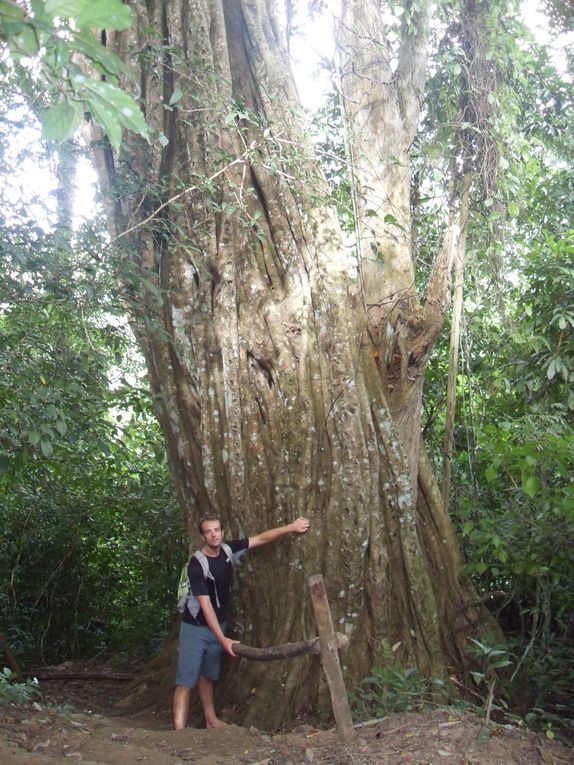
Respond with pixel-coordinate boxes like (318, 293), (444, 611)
(205, 717), (228, 729)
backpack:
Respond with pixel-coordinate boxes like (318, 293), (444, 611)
(177, 542), (246, 618)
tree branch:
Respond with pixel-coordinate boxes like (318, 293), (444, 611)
(396, 0), (430, 134)
(233, 633), (349, 661)
(415, 172), (470, 358)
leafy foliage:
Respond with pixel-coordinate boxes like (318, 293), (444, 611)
(0, 0), (149, 152)
(350, 645), (444, 720)
(0, 99), (182, 665)
(0, 667), (40, 705)
(0, 295), (184, 662)
(415, 7), (574, 737)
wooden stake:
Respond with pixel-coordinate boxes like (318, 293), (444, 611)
(307, 574), (356, 744)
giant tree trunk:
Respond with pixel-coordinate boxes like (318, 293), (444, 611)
(89, 0), (494, 729)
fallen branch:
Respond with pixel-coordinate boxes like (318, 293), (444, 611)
(232, 633), (349, 661)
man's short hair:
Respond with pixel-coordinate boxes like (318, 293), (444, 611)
(198, 514), (223, 534)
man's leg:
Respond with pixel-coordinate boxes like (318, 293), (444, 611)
(197, 674), (226, 728)
(173, 621), (203, 730)
(173, 685), (192, 730)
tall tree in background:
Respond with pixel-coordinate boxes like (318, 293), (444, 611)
(87, 0), (501, 727)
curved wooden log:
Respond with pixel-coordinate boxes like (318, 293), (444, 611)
(232, 632), (349, 661)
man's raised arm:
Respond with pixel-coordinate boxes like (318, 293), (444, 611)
(248, 516), (310, 549)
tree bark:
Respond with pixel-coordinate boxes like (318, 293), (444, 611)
(87, 0), (496, 729)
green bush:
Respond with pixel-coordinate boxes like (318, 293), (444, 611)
(350, 645), (445, 720)
(0, 667), (41, 706)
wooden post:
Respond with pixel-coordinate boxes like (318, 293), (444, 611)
(307, 574), (356, 744)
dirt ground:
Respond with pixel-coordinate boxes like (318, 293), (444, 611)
(1, 667), (573, 765)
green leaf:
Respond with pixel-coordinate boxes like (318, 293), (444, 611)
(30, 0), (52, 22)
(72, 34), (128, 78)
(83, 79), (149, 151)
(42, 100), (84, 142)
(45, 0), (132, 30)
(8, 23), (40, 58)
(383, 213), (404, 230)
(0, 0), (26, 22)
(489, 657), (511, 669)
(485, 464), (497, 482)
(40, 439), (54, 457)
(168, 87), (183, 107)
(547, 359), (556, 379)
(55, 419), (67, 436)
(28, 429), (42, 445)
(84, 91), (122, 153)
(507, 201), (520, 217)
(45, 0), (86, 15)
(522, 475), (540, 498)
(46, 404), (58, 419)
(77, 0), (133, 31)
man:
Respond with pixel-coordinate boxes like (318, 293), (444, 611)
(173, 514), (311, 729)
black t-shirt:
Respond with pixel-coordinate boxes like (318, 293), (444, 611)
(182, 538), (248, 626)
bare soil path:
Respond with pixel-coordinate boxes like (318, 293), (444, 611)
(1, 663), (572, 765)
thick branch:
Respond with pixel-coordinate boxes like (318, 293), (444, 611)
(338, 0), (392, 83)
(397, 0), (430, 134)
(233, 633), (349, 661)
(416, 172), (470, 357)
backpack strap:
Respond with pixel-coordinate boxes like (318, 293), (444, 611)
(178, 543), (247, 616)
(191, 544), (240, 609)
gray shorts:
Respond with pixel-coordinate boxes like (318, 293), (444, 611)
(175, 621), (226, 688)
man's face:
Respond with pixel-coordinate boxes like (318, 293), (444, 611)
(200, 520), (224, 551)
